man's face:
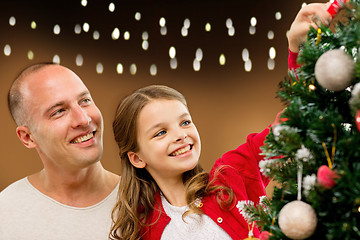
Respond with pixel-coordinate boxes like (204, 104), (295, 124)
(20, 65), (104, 171)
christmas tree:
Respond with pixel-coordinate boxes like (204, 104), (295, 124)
(240, 0), (360, 239)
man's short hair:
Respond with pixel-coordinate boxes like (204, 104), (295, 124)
(8, 62), (57, 126)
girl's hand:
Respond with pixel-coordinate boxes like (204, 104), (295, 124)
(288, 3), (332, 53)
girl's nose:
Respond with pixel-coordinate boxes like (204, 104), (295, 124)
(176, 132), (187, 142)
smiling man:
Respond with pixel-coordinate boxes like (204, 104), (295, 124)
(0, 63), (120, 240)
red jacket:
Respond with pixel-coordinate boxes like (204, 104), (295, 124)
(140, 127), (270, 240)
(288, 48), (300, 71)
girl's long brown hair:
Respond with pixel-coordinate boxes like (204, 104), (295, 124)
(110, 85), (233, 240)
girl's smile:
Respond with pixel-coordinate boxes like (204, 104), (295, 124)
(169, 144), (193, 157)
(129, 99), (201, 182)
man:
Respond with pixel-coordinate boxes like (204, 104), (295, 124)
(0, 63), (120, 240)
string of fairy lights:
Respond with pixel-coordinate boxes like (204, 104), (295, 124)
(2, 1), (309, 76)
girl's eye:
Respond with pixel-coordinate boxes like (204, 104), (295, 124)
(181, 120), (191, 126)
(154, 130), (167, 137)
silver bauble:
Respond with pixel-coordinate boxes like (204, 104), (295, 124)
(314, 49), (354, 91)
(278, 200), (317, 239)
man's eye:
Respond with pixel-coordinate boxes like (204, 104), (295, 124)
(81, 98), (91, 104)
(154, 130), (166, 137)
(51, 109), (65, 117)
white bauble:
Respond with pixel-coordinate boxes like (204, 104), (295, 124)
(278, 200), (317, 239)
(314, 49), (355, 91)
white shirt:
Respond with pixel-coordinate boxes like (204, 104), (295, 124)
(0, 177), (119, 240)
(160, 193), (232, 240)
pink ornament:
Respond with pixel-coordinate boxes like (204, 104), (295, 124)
(356, 110), (360, 132)
(259, 231), (270, 240)
(317, 165), (339, 189)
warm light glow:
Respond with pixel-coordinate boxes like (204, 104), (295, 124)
(196, 48), (203, 61)
(9, 16), (16, 26)
(309, 84), (316, 91)
(27, 50), (34, 60)
(242, 48), (249, 62)
(130, 64), (137, 75)
(4, 2), (291, 77)
(249, 26), (256, 35)
(81, 0), (87, 7)
(219, 54), (226, 65)
(250, 17), (257, 26)
(53, 55), (60, 64)
(205, 23), (211, 32)
(31, 21), (37, 29)
(160, 26), (167, 35)
(269, 47), (276, 59)
(170, 58), (177, 69)
(93, 30), (100, 40)
(193, 59), (200, 71)
(83, 22), (90, 32)
(159, 17), (166, 27)
(142, 31), (148, 40)
(358, 206), (360, 212)
(267, 59), (275, 70)
(116, 63), (123, 74)
(302, 2), (307, 8)
(244, 60), (252, 72)
(183, 18), (190, 28)
(4, 44), (11, 56)
(124, 31), (130, 40)
(226, 18), (233, 28)
(228, 27), (235, 36)
(112, 28), (120, 40)
(181, 27), (188, 37)
(76, 54), (83, 66)
(135, 12), (141, 21)
(96, 63), (104, 74)
(169, 46), (176, 58)
(109, 2), (115, 12)
(74, 24), (81, 34)
(53, 24), (61, 34)
(142, 40), (149, 50)
(150, 64), (157, 76)
(275, 12), (282, 20)
(268, 30), (274, 40)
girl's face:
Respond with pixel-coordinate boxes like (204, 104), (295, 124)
(129, 99), (201, 183)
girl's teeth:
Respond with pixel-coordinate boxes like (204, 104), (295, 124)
(171, 145), (191, 156)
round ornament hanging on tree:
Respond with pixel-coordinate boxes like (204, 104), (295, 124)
(356, 109), (360, 132)
(278, 200), (317, 239)
(317, 165), (339, 189)
(314, 49), (355, 92)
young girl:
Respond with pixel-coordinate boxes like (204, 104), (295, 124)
(110, 3), (332, 240)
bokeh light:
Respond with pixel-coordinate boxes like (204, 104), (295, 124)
(96, 63), (104, 74)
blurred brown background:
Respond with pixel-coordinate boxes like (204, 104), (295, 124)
(0, 0), (327, 192)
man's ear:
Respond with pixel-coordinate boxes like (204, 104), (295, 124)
(127, 151), (146, 169)
(16, 126), (37, 149)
